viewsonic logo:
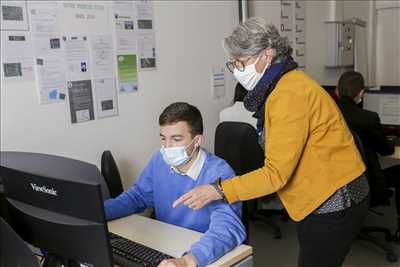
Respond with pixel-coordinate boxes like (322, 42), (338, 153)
(30, 183), (58, 196)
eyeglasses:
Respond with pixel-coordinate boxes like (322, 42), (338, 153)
(225, 56), (256, 73)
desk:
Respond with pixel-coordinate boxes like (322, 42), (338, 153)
(380, 146), (400, 169)
(390, 146), (400, 160)
(108, 215), (253, 267)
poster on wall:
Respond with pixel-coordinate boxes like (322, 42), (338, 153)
(211, 65), (225, 100)
(94, 78), (119, 118)
(280, 0), (293, 45)
(117, 54), (138, 93)
(59, 1), (108, 35)
(29, 1), (67, 104)
(0, 31), (35, 83)
(136, 0), (156, 70)
(295, 0), (306, 68)
(0, 0), (29, 31)
(63, 35), (91, 81)
(89, 35), (119, 119)
(89, 34), (115, 78)
(281, 0), (306, 69)
(29, 1), (62, 56)
(35, 57), (67, 104)
(138, 29), (156, 70)
(113, 1), (137, 53)
(68, 80), (95, 124)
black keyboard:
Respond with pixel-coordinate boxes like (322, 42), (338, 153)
(109, 232), (173, 267)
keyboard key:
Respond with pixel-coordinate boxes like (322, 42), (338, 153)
(109, 232), (172, 267)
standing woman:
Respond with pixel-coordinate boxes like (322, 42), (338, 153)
(174, 17), (370, 267)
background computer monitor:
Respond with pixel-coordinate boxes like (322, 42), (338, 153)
(363, 87), (400, 127)
(0, 151), (113, 267)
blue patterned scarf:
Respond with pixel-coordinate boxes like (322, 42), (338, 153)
(243, 57), (298, 139)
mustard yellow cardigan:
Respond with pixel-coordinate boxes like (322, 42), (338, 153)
(222, 70), (365, 222)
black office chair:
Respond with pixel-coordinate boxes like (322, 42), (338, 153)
(101, 150), (124, 198)
(215, 121), (285, 240)
(0, 217), (40, 267)
(0, 180), (7, 220)
(351, 131), (399, 262)
(383, 163), (400, 242)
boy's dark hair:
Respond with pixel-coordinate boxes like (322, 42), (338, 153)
(337, 71), (365, 98)
(159, 102), (203, 136)
(233, 83), (248, 102)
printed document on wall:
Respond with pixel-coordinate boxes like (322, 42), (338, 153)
(295, 0), (306, 46)
(117, 54), (138, 93)
(63, 36), (91, 81)
(89, 35), (115, 78)
(211, 65), (225, 100)
(94, 78), (118, 118)
(295, 0), (306, 68)
(0, 0), (29, 31)
(281, 0), (293, 39)
(136, 0), (156, 70)
(0, 31), (35, 83)
(29, 1), (63, 57)
(29, 1), (59, 33)
(138, 32), (156, 70)
(59, 2), (108, 35)
(113, 1), (137, 53)
(28, 1), (66, 104)
(68, 80), (95, 124)
(35, 57), (66, 104)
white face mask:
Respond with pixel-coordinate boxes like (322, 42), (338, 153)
(160, 138), (197, 167)
(354, 95), (363, 104)
(233, 55), (270, 91)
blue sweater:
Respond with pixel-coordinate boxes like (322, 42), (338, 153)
(104, 150), (246, 267)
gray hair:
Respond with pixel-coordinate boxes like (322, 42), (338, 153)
(223, 17), (292, 60)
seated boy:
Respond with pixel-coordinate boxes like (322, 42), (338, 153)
(104, 102), (246, 267)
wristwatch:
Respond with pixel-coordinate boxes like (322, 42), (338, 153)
(211, 177), (226, 201)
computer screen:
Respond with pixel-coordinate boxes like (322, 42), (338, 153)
(0, 151), (113, 267)
(363, 88), (400, 127)
(1, 217), (40, 267)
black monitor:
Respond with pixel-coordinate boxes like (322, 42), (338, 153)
(0, 151), (113, 267)
(1, 217), (40, 267)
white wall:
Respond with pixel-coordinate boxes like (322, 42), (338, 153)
(376, 6), (400, 86)
(0, 1), (239, 188)
(248, 0), (377, 85)
(248, 0), (282, 27)
(305, 1), (347, 85)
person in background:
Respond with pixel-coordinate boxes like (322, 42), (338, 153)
(336, 70), (400, 241)
(104, 102), (245, 267)
(173, 17), (370, 267)
(219, 83), (257, 128)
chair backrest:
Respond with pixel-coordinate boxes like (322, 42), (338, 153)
(101, 150), (124, 198)
(351, 130), (381, 205)
(215, 122), (264, 175)
(0, 217), (40, 267)
(350, 130), (368, 164)
(214, 122), (265, 243)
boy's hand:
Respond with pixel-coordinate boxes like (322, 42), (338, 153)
(158, 253), (197, 267)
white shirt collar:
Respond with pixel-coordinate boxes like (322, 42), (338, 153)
(171, 148), (206, 180)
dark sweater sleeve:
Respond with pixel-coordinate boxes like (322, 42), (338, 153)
(104, 157), (155, 220)
(369, 113), (395, 156)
